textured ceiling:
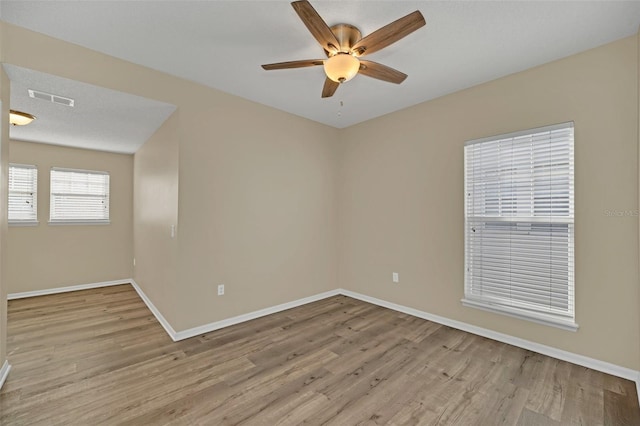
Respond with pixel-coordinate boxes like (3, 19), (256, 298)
(5, 64), (176, 154)
(1, 1), (640, 151)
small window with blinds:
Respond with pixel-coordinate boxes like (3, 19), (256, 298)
(463, 122), (576, 331)
(8, 164), (38, 225)
(49, 168), (110, 224)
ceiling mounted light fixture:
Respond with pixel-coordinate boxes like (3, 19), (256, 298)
(261, 1), (425, 98)
(9, 110), (36, 126)
(324, 53), (360, 83)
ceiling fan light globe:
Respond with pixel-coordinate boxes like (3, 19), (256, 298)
(324, 53), (359, 83)
(9, 110), (36, 126)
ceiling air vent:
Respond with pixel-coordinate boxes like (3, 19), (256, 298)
(28, 89), (75, 107)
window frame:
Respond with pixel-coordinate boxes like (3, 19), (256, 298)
(462, 122), (577, 331)
(8, 163), (39, 226)
(48, 167), (111, 225)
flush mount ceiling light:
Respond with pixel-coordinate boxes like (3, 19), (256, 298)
(324, 53), (360, 83)
(9, 110), (36, 126)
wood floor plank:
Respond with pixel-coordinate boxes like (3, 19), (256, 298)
(524, 357), (571, 421)
(479, 386), (531, 425)
(604, 388), (640, 426)
(0, 285), (637, 425)
(560, 364), (604, 425)
(517, 408), (560, 426)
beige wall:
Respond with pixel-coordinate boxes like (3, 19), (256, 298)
(0, 62), (10, 367)
(133, 112), (180, 326)
(338, 36), (640, 370)
(132, 82), (340, 332)
(174, 100), (339, 330)
(7, 140), (133, 293)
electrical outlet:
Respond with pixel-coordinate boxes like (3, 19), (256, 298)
(133, 258), (136, 267)
(392, 272), (399, 283)
(217, 284), (225, 296)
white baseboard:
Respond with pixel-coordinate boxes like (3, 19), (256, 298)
(129, 281), (340, 342)
(8, 279), (131, 300)
(130, 280), (178, 341)
(339, 289), (640, 383)
(5, 278), (639, 406)
(173, 289), (342, 341)
(0, 360), (11, 391)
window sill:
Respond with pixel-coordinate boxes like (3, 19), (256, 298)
(48, 220), (110, 226)
(461, 298), (579, 332)
(9, 221), (39, 227)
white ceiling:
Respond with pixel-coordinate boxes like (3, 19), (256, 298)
(1, 0), (640, 147)
(4, 64), (176, 154)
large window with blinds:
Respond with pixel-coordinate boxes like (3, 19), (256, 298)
(463, 122), (576, 330)
(8, 164), (38, 225)
(49, 168), (110, 224)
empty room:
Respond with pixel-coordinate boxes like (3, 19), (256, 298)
(0, 1), (640, 424)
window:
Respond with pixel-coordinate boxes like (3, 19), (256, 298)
(8, 164), (38, 225)
(463, 122), (576, 330)
(49, 168), (110, 224)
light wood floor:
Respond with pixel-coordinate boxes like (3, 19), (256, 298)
(0, 285), (638, 425)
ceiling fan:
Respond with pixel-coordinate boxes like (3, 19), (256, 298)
(261, 0), (426, 98)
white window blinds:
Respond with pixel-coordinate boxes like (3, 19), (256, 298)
(463, 122), (576, 330)
(8, 164), (38, 224)
(50, 168), (110, 224)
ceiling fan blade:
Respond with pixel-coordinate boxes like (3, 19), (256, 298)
(262, 60), (324, 70)
(322, 78), (339, 98)
(292, 0), (341, 54)
(358, 61), (407, 84)
(351, 11), (425, 57)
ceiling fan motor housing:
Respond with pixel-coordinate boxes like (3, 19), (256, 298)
(325, 24), (362, 56)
